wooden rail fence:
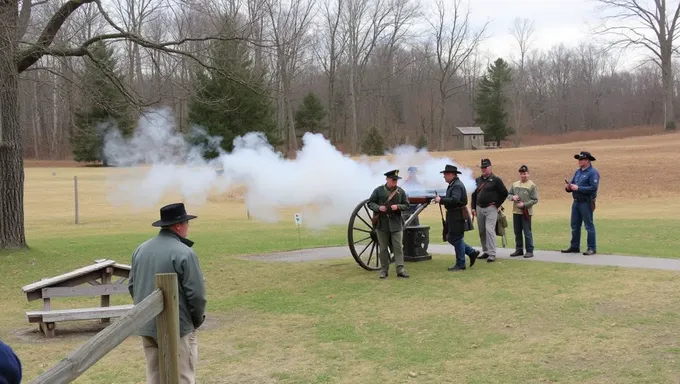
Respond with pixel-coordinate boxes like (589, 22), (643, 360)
(30, 273), (181, 384)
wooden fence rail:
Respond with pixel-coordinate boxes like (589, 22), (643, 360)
(30, 273), (181, 384)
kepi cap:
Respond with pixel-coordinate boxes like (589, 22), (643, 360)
(384, 169), (402, 180)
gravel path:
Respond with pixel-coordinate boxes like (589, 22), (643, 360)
(245, 244), (680, 271)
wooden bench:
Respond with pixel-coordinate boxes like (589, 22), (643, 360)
(22, 259), (133, 337)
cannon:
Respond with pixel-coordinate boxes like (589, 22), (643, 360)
(347, 188), (447, 271)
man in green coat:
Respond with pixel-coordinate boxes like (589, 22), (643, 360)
(128, 202), (207, 384)
(368, 169), (411, 279)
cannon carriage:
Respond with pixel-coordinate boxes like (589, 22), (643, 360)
(347, 188), (446, 271)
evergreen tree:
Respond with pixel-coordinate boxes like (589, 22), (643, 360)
(294, 92), (327, 134)
(361, 125), (385, 155)
(474, 58), (514, 145)
(188, 35), (278, 159)
(71, 41), (134, 165)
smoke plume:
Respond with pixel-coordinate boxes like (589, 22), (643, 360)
(104, 107), (476, 228)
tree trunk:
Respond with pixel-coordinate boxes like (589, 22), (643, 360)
(438, 87), (446, 151)
(662, 48), (676, 130)
(0, 0), (27, 249)
(348, 64), (359, 153)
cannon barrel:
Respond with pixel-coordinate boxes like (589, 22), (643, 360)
(405, 188), (447, 204)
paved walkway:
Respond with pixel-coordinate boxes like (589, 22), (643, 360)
(246, 245), (680, 271)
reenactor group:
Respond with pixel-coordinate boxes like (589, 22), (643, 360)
(367, 151), (600, 279)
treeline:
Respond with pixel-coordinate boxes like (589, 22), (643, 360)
(15, 0), (678, 162)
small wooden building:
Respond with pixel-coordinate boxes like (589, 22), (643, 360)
(452, 127), (485, 150)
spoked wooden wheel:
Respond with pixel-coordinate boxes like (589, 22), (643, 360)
(347, 199), (393, 271)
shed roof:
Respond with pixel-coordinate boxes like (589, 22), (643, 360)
(455, 127), (484, 135)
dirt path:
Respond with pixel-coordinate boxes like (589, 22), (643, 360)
(246, 245), (680, 271)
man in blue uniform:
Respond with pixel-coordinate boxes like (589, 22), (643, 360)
(562, 151), (600, 255)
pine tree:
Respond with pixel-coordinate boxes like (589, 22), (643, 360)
(474, 58), (514, 145)
(188, 34), (278, 159)
(71, 41), (134, 165)
(294, 92), (327, 135)
(361, 125), (385, 155)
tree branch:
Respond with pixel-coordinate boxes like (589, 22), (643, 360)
(16, 0), (97, 72)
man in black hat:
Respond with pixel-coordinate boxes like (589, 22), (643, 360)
(368, 169), (411, 279)
(435, 164), (479, 271)
(507, 165), (539, 258)
(471, 158), (508, 262)
(401, 166), (423, 226)
(562, 151), (600, 255)
(128, 202), (207, 383)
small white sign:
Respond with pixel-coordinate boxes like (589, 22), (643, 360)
(294, 213), (302, 225)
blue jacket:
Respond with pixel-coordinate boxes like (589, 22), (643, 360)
(0, 340), (21, 384)
(568, 165), (600, 201)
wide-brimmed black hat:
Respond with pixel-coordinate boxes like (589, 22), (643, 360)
(574, 151), (596, 161)
(384, 169), (402, 180)
(518, 165), (529, 172)
(152, 203), (197, 227)
(480, 158), (492, 168)
(440, 164), (462, 174)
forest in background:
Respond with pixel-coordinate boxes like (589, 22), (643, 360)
(13, 0), (680, 161)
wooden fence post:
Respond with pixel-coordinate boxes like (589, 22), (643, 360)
(74, 176), (79, 224)
(154, 273), (180, 384)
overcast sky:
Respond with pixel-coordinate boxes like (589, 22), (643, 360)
(411, 0), (650, 70)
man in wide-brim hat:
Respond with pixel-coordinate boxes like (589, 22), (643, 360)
(562, 151), (600, 255)
(129, 202), (207, 383)
(434, 164), (479, 271)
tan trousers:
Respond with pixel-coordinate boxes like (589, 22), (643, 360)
(141, 331), (198, 384)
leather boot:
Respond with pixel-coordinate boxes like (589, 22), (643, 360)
(396, 266), (409, 278)
(379, 268), (388, 279)
(509, 250), (524, 257)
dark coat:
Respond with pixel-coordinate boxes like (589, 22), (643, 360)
(439, 177), (468, 235)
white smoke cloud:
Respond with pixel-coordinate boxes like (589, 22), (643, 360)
(103, 107), (477, 228)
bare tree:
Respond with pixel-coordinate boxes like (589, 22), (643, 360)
(594, 0), (680, 130)
(315, 0), (347, 142)
(427, 0), (488, 150)
(509, 17), (534, 145)
(264, 0), (317, 155)
(0, 0), (262, 249)
(341, 0), (393, 152)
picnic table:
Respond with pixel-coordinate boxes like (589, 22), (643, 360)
(22, 259), (133, 338)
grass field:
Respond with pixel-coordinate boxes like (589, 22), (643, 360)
(3, 132), (680, 383)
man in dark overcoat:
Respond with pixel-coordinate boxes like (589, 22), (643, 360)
(435, 164), (479, 271)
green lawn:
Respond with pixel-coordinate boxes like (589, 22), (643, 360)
(2, 216), (680, 383)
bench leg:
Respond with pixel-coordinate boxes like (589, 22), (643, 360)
(39, 322), (56, 338)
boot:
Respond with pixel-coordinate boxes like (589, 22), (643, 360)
(396, 266), (409, 278)
(561, 247), (580, 253)
(509, 249), (524, 257)
(379, 268), (388, 279)
(583, 249), (596, 255)
(523, 252), (534, 258)
(469, 250), (479, 267)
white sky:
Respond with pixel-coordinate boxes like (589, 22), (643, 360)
(411, 0), (652, 71)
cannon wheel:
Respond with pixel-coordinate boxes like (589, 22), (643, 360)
(347, 199), (393, 271)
